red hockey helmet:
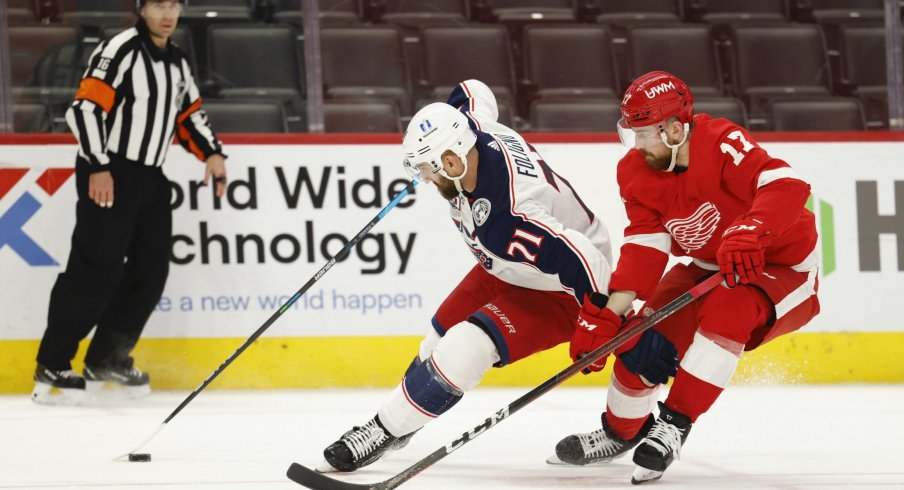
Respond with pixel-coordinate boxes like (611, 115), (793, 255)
(620, 71), (694, 128)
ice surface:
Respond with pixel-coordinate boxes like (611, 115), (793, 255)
(1, 385), (902, 489)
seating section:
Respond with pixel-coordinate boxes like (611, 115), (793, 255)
(480, 0), (576, 24)
(272, 0), (363, 28)
(797, 0), (884, 22)
(207, 25), (305, 115)
(838, 26), (902, 128)
(13, 103), (52, 133)
(593, 0), (682, 25)
(688, 0), (788, 24)
(730, 24), (837, 126)
(323, 101), (403, 132)
(521, 25), (618, 102)
(320, 27), (411, 115)
(8, 25), (82, 127)
(770, 99), (866, 131)
(56, 0), (137, 30)
(626, 25), (722, 97)
(695, 97), (749, 127)
(530, 100), (622, 132)
(2, 0), (901, 132)
(203, 101), (288, 133)
(421, 25), (517, 111)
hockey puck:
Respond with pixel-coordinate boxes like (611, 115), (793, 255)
(128, 453), (151, 462)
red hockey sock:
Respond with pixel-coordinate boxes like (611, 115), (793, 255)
(604, 362), (659, 440)
(605, 411), (649, 441)
(664, 367), (724, 422)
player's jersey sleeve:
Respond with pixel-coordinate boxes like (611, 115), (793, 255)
(608, 154), (671, 300)
(712, 123), (811, 235)
(66, 30), (137, 170)
(446, 79), (505, 132)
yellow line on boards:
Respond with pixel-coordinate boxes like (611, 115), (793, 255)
(1, 332), (902, 393)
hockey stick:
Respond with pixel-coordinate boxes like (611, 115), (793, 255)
(114, 179), (418, 461)
(286, 272), (722, 489)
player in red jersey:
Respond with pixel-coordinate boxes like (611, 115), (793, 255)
(551, 71), (821, 484)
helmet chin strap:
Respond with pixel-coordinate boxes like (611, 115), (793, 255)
(659, 123), (690, 172)
(438, 151), (470, 194)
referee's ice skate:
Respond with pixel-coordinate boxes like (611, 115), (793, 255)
(31, 364), (87, 405)
(84, 363), (151, 399)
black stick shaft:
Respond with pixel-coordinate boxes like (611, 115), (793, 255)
(287, 272), (722, 490)
(128, 179), (417, 454)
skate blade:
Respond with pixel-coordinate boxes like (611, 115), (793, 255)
(31, 382), (86, 406)
(86, 380), (151, 399)
(315, 460), (339, 473)
(631, 467), (663, 485)
(545, 454), (615, 466)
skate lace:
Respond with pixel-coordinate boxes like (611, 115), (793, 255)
(344, 420), (388, 460)
(645, 419), (684, 459)
(579, 428), (623, 458)
(59, 370), (80, 379)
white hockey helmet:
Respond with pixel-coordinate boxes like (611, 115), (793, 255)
(402, 103), (477, 184)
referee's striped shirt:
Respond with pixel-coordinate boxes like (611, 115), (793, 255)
(66, 21), (223, 171)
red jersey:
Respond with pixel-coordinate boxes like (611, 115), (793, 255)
(609, 113), (819, 300)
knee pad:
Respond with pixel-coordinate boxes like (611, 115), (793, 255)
(431, 321), (500, 391)
(698, 285), (771, 345)
(401, 321), (500, 417)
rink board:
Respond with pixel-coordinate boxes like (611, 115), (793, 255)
(0, 332), (903, 393)
(1, 133), (903, 393)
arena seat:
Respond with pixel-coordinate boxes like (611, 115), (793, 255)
(420, 25), (517, 113)
(323, 101), (403, 133)
(529, 100), (622, 132)
(321, 27), (411, 115)
(521, 25), (618, 103)
(770, 98), (866, 131)
(202, 100), (289, 133)
(626, 25), (724, 98)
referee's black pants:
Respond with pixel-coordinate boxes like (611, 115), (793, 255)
(36, 156), (172, 371)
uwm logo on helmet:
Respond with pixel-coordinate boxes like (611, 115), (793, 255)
(645, 81), (675, 99)
(0, 167), (74, 266)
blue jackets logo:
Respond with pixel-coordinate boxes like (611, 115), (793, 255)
(0, 168), (73, 266)
(471, 198), (491, 226)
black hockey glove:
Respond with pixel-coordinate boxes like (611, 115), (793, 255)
(617, 327), (679, 385)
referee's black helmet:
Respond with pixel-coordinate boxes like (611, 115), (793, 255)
(136, 0), (187, 10)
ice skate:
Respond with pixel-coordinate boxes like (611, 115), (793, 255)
(84, 363), (151, 399)
(390, 428), (418, 451)
(31, 364), (87, 405)
(548, 413), (654, 466)
(318, 416), (400, 473)
(631, 402), (693, 484)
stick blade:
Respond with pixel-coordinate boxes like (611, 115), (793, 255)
(287, 463), (378, 490)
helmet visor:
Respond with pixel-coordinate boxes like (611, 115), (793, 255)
(617, 118), (667, 150)
(616, 118), (635, 149)
(402, 158), (439, 183)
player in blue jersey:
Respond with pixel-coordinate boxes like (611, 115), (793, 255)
(316, 80), (680, 473)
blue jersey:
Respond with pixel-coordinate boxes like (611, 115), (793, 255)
(444, 80), (613, 304)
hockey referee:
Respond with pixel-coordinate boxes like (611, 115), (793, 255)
(32, 0), (228, 404)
